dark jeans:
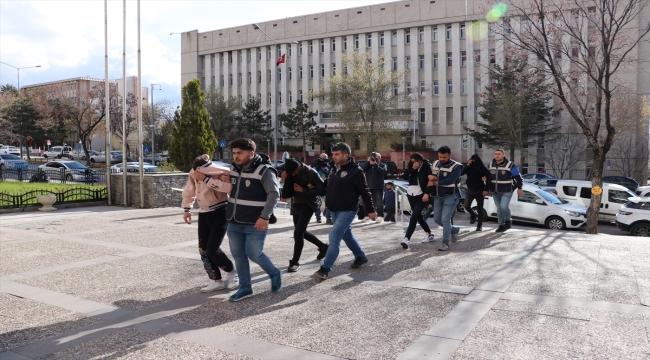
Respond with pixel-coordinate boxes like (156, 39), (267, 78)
(198, 208), (234, 280)
(384, 209), (396, 222)
(405, 194), (431, 240)
(370, 189), (384, 217)
(292, 202), (327, 263)
(464, 189), (485, 225)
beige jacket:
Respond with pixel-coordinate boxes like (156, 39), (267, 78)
(181, 162), (232, 211)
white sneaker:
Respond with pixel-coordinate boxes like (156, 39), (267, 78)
(362, 217), (371, 222)
(375, 216), (384, 223)
(421, 233), (435, 243)
(201, 280), (226, 293)
(401, 237), (410, 249)
(438, 243), (450, 252)
(225, 271), (239, 290)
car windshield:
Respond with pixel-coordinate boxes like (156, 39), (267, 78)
(63, 162), (88, 169)
(536, 190), (564, 204)
(0, 154), (20, 160)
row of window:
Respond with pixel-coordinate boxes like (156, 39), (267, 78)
(418, 106), (475, 124)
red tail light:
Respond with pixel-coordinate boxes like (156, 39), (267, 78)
(111, 156), (116, 159)
(553, 190), (557, 195)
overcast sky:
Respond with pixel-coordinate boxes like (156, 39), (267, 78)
(0, 0), (396, 106)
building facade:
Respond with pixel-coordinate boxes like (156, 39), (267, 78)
(181, 0), (649, 174)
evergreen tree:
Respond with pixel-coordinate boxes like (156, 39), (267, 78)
(227, 98), (271, 148)
(1, 98), (41, 160)
(279, 100), (324, 160)
(169, 79), (217, 172)
(0, 84), (19, 97)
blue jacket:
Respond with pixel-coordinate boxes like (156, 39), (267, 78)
(384, 189), (396, 210)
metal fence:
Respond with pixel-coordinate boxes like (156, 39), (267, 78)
(0, 168), (107, 185)
(0, 187), (108, 209)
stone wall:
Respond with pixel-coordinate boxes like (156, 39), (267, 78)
(110, 173), (188, 208)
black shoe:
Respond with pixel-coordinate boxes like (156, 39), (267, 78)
(505, 221), (512, 230)
(316, 216), (322, 223)
(325, 219), (333, 225)
(350, 257), (368, 269)
(469, 216), (477, 225)
(317, 244), (328, 260)
(288, 260), (300, 272)
(314, 267), (329, 280)
(495, 225), (506, 233)
(475, 224), (482, 232)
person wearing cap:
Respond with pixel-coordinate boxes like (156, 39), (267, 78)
(383, 182), (397, 222)
(281, 158), (329, 273)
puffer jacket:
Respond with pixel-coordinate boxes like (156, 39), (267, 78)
(182, 161), (232, 212)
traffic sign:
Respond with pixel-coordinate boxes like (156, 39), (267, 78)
(219, 141), (227, 148)
(143, 145), (151, 153)
(46, 139), (51, 145)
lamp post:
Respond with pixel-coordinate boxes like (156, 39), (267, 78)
(0, 62), (41, 93)
(150, 84), (161, 164)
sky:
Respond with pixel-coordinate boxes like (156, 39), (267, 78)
(0, 0), (396, 106)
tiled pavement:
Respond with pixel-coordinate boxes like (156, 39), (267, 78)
(0, 206), (648, 360)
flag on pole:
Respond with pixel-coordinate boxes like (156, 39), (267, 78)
(276, 54), (286, 66)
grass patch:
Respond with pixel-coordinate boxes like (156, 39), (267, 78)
(0, 181), (104, 195)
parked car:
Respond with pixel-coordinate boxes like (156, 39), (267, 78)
(43, 146), (73, 159)
(602, 176), (639, 192)
(69, 149), (99, 161)
(383, 179), (465, 216)
(0, 146), (21, 156)
(616, 197), (650, 237)
(91, 151), (123, 164)
(38, 160), (98, 182)
(635, 185), (650, 197)
(0, 154), (29, 171)
(110, 162), (158, 173)
(143, 153), (169, 166)
(554, 180), (637, 221)
(531, 178), (559, 192)
(522, 173), (558, 183)
(470, 183), (588, 230)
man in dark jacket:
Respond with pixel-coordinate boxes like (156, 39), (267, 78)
(488, 149), (524, 233)
(400, 152), (435, 249)
(314, 142), (375, 280)
(362, 152), (388, 222)
(383, 182), (397, 222)
(462, 154), (491, 231)
(281, 159), (329, 272)
(428, 146), (463, 251)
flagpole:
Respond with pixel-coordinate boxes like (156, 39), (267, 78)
(137, 0), (144, 208)
(104, 0), (111, 205)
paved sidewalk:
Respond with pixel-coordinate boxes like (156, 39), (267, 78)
(0, 206), (648, 359)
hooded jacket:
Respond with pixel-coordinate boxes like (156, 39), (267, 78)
(182, 161), (232, 212)
(281, 161), (326, 212)
(461, 154), (491, 193)
(325, 157), (375, 213)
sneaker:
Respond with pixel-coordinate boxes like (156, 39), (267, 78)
(317, 244), (329, 260)
(225, 270), (239, 290)
(228, 288), (253, 302)
(421, 233), (435, 243)
(270, 271), (282, 293)
(469, 216), (477, 225)
(451, 230), (459, 243)
(200, 280), (226, 293)
(362, 217), (370, 222)
(314, 267), (329, 280)
(475, 224), (482, 232)
(401, 237), (410, 249)
(375, 216), (384, 223)
(350, 257), (368, 269)
(316, 216), (322, 223)
(505, 221), (512, 230)
(325, 219), (333, 225)
(288, 261), (300, 272)
(438, 243), (450, 251)
(495, 225), (506, 233)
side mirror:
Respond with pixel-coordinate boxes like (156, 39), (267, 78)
(535, 199), (545, 205)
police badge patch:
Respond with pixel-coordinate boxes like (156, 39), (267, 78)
(231, 178), (236, 184)
(340, 171), (348, 178)
(501, 170), (506, 175)
(443, 172), (448, 177)
(245, 180), (251, 187)
(490, 170), (497, 174)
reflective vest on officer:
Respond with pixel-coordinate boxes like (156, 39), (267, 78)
(430, 159), (461, 197)
(489, 159), (515, 193)
(226, 160), (275, 224)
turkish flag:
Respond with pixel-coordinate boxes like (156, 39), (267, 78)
(276, 54), (286, 66)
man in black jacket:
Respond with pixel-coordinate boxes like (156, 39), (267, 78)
(362, 152), (388, 222)
(314, 143), (375, 280)
(281, 159), (329, 272)
(462, 154), (491, 231)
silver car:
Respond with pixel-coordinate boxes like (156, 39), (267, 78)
(38, 160), (98, 182)
(91, 151), (124, 164)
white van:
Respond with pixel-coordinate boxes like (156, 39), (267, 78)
(43, 146), (73, 159)
(554, 180), (637, 221)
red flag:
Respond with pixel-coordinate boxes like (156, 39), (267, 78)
(276, 54), (286, 66)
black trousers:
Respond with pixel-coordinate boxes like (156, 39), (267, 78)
(464, 189), (485, 225)
(370, 189), (384, 217)
(406, 194), (431, 239)
(198, 208), (234, 280)
(292, 202), (327, 263)
(384, 209), (396, 222)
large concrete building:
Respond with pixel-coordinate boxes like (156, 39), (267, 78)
(181, 0), (649, 177)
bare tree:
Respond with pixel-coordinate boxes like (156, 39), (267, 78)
(544, 131), (587, 178)
(499, 0), (650, 233)
(110, 92), (137, 157)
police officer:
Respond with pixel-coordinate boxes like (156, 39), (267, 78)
(488, 149), (524, 233)
(427, 146), (463, 251)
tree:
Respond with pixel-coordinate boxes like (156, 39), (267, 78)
(314, 52), (409, 153)
(110, 93), (137, 158)
(279, 100), (325, 160)
(1, 98), (41, 160)
(465, 58), (559, 166)
(0, 84), (18, 97)
(544, 131), (587, 178)
(227, 98), (271, 148)
(0, 93), (18, 144)
(205, 87), (240, 142)
(169, 79), (217, 172)
(501, 0), (650, 233)
(143, 99), (176, 153)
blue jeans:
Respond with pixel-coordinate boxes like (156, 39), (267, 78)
(492, 192), (513, 225)
(433, 195), (459, 244)
(322, 211), (366, 271)
(227, 223), (280, 291)
(314, 196), (331, 220)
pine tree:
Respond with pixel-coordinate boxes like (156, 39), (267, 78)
(1, 98), (41, 160)
(169, 79), (217, 172)
(227, 98), (271, 148)
(279, 100), (324, 160)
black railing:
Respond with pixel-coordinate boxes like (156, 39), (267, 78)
(0, 168), (107, 185)
(0, 188), (107, 209)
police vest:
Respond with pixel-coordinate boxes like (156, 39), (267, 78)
(430, 160), (461, 197)
(489, 160), (515, 193)
(226, 163), (274, 224)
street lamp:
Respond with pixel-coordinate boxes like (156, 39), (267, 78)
(150, 84), (161, 164)
(252, 23), (298, 166)
(0, 62), (41, 93)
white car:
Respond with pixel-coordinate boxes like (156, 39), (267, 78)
(471, 183), (588, 230)
(69, 149), (99, 160)
(43, 146), (73, 159)
(38, 160), (98, 182)
(111, 162), (158, 173)
(616, 197), (650, 237)
(635, 186), (650, 198)
(0, 146), (21, 156)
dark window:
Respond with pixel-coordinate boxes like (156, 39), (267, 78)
(609, 190), (633, 204)
(580, 188), (591, 199)
(518, 191), (539, 204)
(563, 186), (578, 197)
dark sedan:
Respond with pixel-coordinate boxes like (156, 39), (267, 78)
(603, 176), (639, 192)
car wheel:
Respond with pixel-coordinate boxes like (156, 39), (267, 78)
(43, 154), (48, 159)
(68, 155), (73, 160)
(81, 156), (86, 160)
(472, 207), (489, 222)
(457, 201), (465, 213)
(155, 160), (160, 166)
(545, 216), (566, 230)
(630, 223), (650, 237)
(91, 158), (96, 163)
(65, 174), (73, 181)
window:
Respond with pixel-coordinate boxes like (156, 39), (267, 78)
(419, 55), (425, 69)
(221, 54), (225, 65)
(446, 25), (452, 40)
(393, 84), (399, 96)
(331, 63), (336, 76)
(609, 190), (633, 204)
(433, 80), (439, 95)
(278, 92), (281, 104)
(461, 79), (467, 94)
(461, 51), (467, 66)
(309, 40), (313, 54)
(299, 43), (303, 56)
(446, 107), (453, 122)
(212, 57), (216, 67)
(475, 78), (481, 93)
(405, 29), (411, 44)
(447, 52), (452, 67)
(331, 39), (336, 52)
(268, 92), (272, 105)
(320, 64), (325, 77)
(220, 75), (224, 86)
(298, 90), (303, 101)
(257, 50), (262, 61)
(288, 47), (292, 57)
(432, 26), (438, 41)
(406, 82), (412, 94)
(419, 108), (426, 122)
(380, 33), (384, 47)
(355, 35), (359, 49)
(418, 28), (424, 43)
(276, 45), (281, 57)
(461, 106), (467, 122)
(267, 70), (271, 82)
(405, 56), (411, 70)
(447, 80), (453, 94)
(420, 81), (425, 95)
(432, 107), (439, 123)
(490, 50), (495, 64)
(289, 91), (292, 103)
(258, 93), (261, 100)
(433, 54), (438, 68)
(392, 31), (398, 45)
(229, 52), (233, 64)
(392, 57), (398, 71)
(518, 191), (539, 204)
(288, 67), (292, 80)
(211, 75), (215, 85)
(563, 186), (578, 197)
(277, 69), (281, 81)
(420, 136), (427, 148)
(579, 188), (591, 199)
(571, 48), (579, 58)
(238, 51), (242, 63)
(257, 71), (261, 83)
(317, 39), (323, 53)
(344, 37), (347, 50)
(248, 51), (252, 62)
(460, 24), (466, 39)
(248, 72), (251, 84)
(474, 50), (481, 63)
(229, 74), (233, 85)
(367, 34), (372, 47)
(310, 65), (314, 78)
(299, 66), (303, 79)
(267, 47), (271, 59)
(473, 24), (481, 39)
